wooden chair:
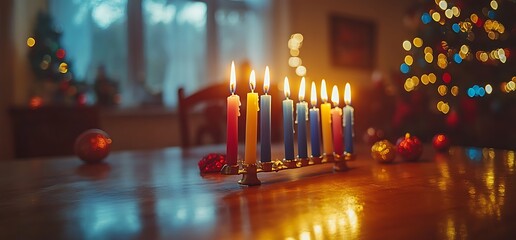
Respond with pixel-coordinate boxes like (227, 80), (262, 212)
(178, 84), (230, 148)
(178, 82), (283, 149)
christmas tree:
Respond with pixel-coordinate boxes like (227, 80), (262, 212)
(27, 11), (86, 107)
(396, 0), (516, 148)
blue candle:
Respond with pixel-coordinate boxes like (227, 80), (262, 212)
(343, 83), (354, 153)
(296, 77), (308, 159)
(283, 77), (295, 160)
(260, 67), (271, 162)
(309, 81), (321, 157)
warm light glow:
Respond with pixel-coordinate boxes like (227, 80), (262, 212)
(264, 66), (270, 94)
(288, 57), (302, 67)
(438, 1), (447, 10)
(296, 65), (307, 76)
(432, 12), (441, 22)
(451, 86), (459, 96)
(27, 37), (36, 47)
(402, 40), (412, 51)
(310, 81), (317, 107)
(413, 37), (423, 47)
(425, 53), (434, 63)
(491, 0), (498, 10)
(344, 83), (351, 105)
(249, 70), (256, 92)
(299, 77), (306, 101)
(58, 63), (68, 74)
(331, 85), (339, 107)
(404, 55), (414, 66)
(320, 79), (328, 103)
(452, 6), (460, 17)
(485, 84), (493, 94)
(230, 61), (236, 94)
(445, 9), (453, 19)
(284, 77), (290, 99)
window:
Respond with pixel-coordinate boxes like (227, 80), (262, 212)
(50, 0), (271, 108)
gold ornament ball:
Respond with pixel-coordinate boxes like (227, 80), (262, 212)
(371, 140), (396, 163)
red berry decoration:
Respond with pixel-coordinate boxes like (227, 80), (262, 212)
(198, 153), (227, 174)
(396, 133), (423, 161)
(432, 134), (450, 152)
(74, 129), (112, 164)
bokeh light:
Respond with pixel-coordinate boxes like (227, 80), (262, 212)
(289, 57), (302, 68)
(424, 47), (433, 54)
(421, 74), (429, 85)
(485, 84), (493, 94)
(454, 53), (462, 63)
(402, 40), (412, 51)
(400, 63), (410, 73)
(429, 73), (437, 84)
(445, 9), (453, 19)
(490, 0), (498, 10)
(452, 6), (460, 17)
(296, 65), (307, 76)
(432, 12), (441, 22)
(27, 37), (36, 47)
(421, 13), (432, 24)
(442, 72), (452, 83)
(438, 85), (448, 96)
(451, 86), (459, 96)
(413, 37), (423, 47)
(404, 55), (414, 66)
(452, 23), (460, 33)
(59, 62), (68, 74)
(438, 1), (447, 10)
(425, 53), (434, 63)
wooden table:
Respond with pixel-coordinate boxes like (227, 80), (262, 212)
(1, 144), (515, 239)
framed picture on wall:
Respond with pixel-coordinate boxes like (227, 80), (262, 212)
(329, 14), (376, 69)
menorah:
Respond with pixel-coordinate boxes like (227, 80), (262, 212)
(221, 153), (354, 186)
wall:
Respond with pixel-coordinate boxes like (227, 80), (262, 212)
(286, 0), (413, 89)
(1, 0), (414, 158)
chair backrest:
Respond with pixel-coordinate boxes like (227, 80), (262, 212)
(178, 84), (229, 148)
(178, 82), (283, 148)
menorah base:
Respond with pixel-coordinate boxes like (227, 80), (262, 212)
(221, 164), (239, 175)
(238, 164), (261, 186)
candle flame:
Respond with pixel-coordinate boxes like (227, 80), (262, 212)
(264, 66), (270, 94)
(230, 61), (236, 94)
(299, 77), (306, 101)
(249, 70), (256, 92)
(331, 85), (339, 106)
(344, 83), (351, 105)
(310, 81), (317, 107)
(284, 77), (290, 99)
(320, 79), (328, 103)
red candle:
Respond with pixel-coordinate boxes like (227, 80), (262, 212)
(226, 61), (240, 165)
(331, 85), (343, 156)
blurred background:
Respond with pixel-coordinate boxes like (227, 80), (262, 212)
(0, 0), (514, 160)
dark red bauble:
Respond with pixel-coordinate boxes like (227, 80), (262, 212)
(432, 134), (450, 152)
(74, 129), (112, 163)
(198, 153), (227, 174)
(396, 133), (423, 161)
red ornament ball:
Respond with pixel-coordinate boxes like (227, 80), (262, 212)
(74, 129), (112, 163)
(198, 153), (227, 174)
(396, 133), (423, 161)
(432, 134), (450, 152)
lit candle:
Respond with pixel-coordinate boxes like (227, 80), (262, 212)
(283, 77), (295, 160)
(226, 61), (240, 166)
(244, 70), (259, 164)
(320, 79), (333, 155)
(309, 82), (321, 158)
(343, 83), (354, 154)
(260, 67), (271, 163)
(331, 85), (343, 156)
(296, 77), (308, 159)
